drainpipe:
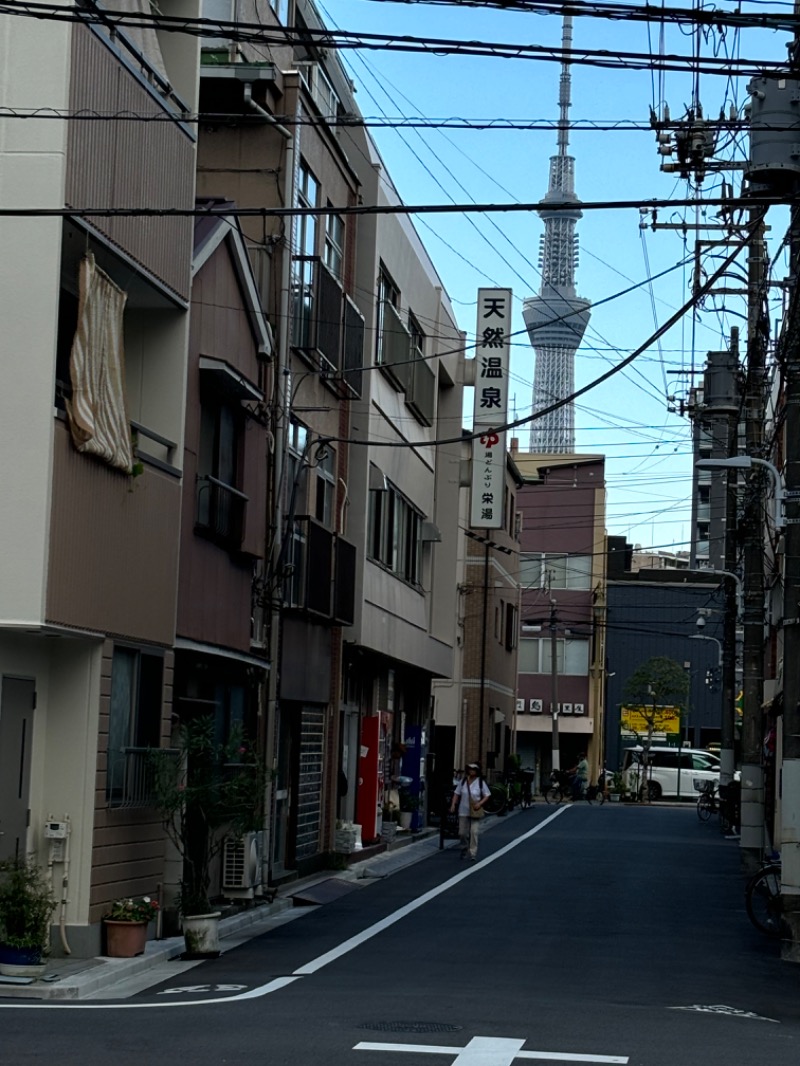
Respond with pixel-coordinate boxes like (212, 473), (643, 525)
(243, 79), (295, 887)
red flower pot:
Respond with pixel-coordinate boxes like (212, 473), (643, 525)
(104, 920), (148, 958)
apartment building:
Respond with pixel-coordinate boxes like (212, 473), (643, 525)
(0, 5), (200, 953)
(511, 452), (607, 787)
(432, 448), (522, 799)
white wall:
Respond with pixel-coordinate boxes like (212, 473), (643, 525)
(0, 14), (70, 624)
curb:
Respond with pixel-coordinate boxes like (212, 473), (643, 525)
(0, 819), (501, 1000)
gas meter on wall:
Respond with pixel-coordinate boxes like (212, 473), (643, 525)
(45, 819), (70, 862)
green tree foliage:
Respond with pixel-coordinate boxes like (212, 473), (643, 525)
(623, 655), (689, 715)
(149, 716), (267, 916)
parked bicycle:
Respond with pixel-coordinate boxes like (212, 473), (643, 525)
(745, 859), (783, 937)
(544, 769), (606, 806)
(483, 770), (535, 815)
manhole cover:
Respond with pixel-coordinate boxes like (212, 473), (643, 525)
(359, 1022), (462, 1034)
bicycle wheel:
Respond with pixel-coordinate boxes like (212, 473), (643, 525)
(746, 863), (783, 937)
(589, 787), (605, 806)
(484, 783), (507, 816)
(697, 794), (714, 822)
(544, 786), (562, 805)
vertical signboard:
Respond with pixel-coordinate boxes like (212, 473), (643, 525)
(470, 288), (512, 528)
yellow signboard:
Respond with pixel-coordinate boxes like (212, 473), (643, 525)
(620, 705), (680, 735)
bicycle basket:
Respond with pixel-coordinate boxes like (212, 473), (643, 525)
(693, 779), (714, 793)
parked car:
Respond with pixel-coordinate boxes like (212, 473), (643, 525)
(621, 745), (724, 800)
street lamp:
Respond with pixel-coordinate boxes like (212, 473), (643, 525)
(689, 633), (723, 667)
(695, 457), (786, 530)
(697, 568), (743, 621)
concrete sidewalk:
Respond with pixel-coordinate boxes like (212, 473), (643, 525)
(0, 825), (468, 1001)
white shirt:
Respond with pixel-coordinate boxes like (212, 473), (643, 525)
(454, 776), (490, 816)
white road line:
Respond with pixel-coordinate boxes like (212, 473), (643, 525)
(353, 1036), (628, 1063)
(0, 807), (568, 1010)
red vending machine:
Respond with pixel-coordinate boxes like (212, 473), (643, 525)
(356, 715), (381, 844)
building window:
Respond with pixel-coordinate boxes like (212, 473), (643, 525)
(315, 446), (336, 529)
(504, 603), (517, 651)
(325, 209), (344, 283)
(285, 419), (309, 517)
(518, 637), (589, 675)
(197, 392), (245, 547)
(367, 483), (422, 585)
(519, 553), (592, 590)
(107, 648), (164, 806)
(376, 267), (400, 366)
(292, 162), (319, 350)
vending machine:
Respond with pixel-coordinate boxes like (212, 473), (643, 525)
(400, 724), (428, 830)
(356, 714), (380, 844)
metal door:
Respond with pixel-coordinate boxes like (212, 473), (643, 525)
(0, 677), (35, 860)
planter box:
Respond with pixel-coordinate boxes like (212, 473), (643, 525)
(334, 827), (359, 852)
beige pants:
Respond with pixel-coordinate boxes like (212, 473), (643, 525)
(458, 815), (480, 858)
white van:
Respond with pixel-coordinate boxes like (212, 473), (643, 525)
(621, 746), (721, 800)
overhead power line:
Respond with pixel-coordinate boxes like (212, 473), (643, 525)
(0, 197), (785, 220)
(0, 2), (788, 76)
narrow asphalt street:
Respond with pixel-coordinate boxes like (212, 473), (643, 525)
(2, 803), (799, 1065)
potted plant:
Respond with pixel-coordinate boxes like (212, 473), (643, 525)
(609, 771), (627, 802)
(0, 857), (56, 978)
(381, 803), (399, 843)
(149, 716), (266, 958)
(398, 791), (420, 830)
(103, 895), (159, 958)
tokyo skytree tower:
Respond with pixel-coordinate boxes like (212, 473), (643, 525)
(523, 15), (591, 453)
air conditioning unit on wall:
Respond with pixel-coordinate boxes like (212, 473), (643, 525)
(222, 832), (263, 899)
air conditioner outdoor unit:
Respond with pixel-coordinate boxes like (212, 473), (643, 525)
(529, 698), (543, 714)
(222, 832), (263, 899)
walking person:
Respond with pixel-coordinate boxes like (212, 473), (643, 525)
(569, 751), (589, 801)
(450, 762), (490, 861)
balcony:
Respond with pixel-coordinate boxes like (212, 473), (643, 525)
(284, 517), (356, 625)
(341, 296), (365, 399)
(292, 256), (343, 376)
(196, 475), (248, 549)
(377, 302), (412, 391)
(405, 354), (436, 426)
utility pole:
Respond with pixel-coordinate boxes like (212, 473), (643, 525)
(780, 202), (800, 960)
(699, 337), (741, 790)
(740, 211), (769, 871)
(549, 597), (560, 772)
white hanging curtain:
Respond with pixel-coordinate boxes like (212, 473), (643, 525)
(66, 254), (134, 474)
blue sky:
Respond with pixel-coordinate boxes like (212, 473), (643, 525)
(319, 0), (789, 551)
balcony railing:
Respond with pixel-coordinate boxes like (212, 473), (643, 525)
(341, 295), (365, 399)
(284, 517), (356, 625)
(196, 475), (248, 548)
(377, 301), (412, 391)
(405, 354), (436, 426)
(107, 746), (178, 809)
(292, 256), (343, 375)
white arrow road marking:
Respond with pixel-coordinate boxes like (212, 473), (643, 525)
(0, 807), (568, 1010)
(669, 1005), (779, 1023)
(353, 1036), (628, 1064)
